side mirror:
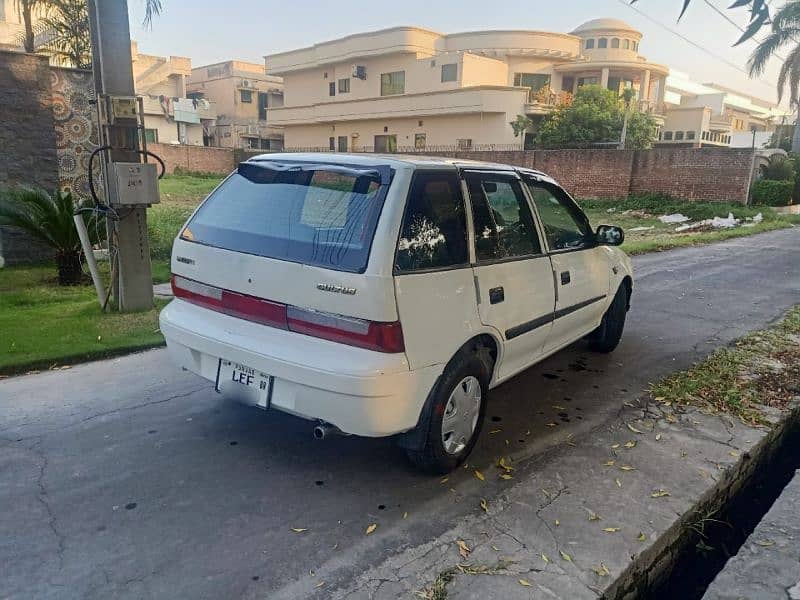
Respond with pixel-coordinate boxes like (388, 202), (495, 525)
(596, 224), (624, 246)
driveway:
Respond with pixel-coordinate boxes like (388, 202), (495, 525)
(1, 228), (798, 599)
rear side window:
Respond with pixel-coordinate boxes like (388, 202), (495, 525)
(395, 171), (468, 273)
(183, 163), (387, 272)
(466, 172), (542, 261)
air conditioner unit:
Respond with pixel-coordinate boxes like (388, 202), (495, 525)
(352, 65), (367, 80)
(241, 79), (252, 88)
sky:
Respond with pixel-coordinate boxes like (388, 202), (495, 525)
(127, 0), (792, 110)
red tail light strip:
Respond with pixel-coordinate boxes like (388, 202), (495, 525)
(171, 275), (404, 353)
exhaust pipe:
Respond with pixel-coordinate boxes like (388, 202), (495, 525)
(313, 422), (341, 440)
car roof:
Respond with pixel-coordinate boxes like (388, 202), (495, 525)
(245, 152), (558, 184)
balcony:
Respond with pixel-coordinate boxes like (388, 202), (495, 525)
(139, 96), (217, 121)
(267, 86), (527, 125)
(657, 129), (731, 146)
(524, 87), (573, 114)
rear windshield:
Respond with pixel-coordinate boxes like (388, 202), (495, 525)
(183, 162), (389, 272)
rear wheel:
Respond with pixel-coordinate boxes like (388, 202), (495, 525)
(405, 351), (490, 474)
(588, 285), (628, 353)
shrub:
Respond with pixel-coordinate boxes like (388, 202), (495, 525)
(752, 179), (794, 206)
(761, 155), (795, 181)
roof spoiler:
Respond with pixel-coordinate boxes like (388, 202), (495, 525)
(239, 160), (392, 186)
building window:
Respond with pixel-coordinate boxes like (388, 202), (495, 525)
(513, 73), (551, 92)
(338, 78), (350, 93)
(633, 41), (638, 51)
(240, 89), (252, 103)
(687, 131), (696, 140)
(337, 136), (348, 152)
(623, 39), (630, 49)
(598, 38), (608, 48)
(441, 63), (457, 83)
(577, 76), (598, 87)
(675, 131), (684, 140)
(585, 39), (595, 49)
(611, 38), (620, 48)
(663, 131), (673, 141)
(374, 134), (397, 153)
(329, 136), (335, 150)
(380, 71), (405, 96)
(144, 128), (158, 143)
(415, 133), (426, 149)
(457, 138), (472, 150)
(329, 82), (336, 96)
(258, 92), (268, 120)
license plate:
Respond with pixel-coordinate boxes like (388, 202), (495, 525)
(215, 360), (272, 408)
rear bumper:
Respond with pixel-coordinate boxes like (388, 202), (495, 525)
(159, 299), (442, 437)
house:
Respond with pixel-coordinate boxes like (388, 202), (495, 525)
(131, 42), (217, 146)
(188, 60), (284, 150)
(263, 19), (670, 151)
(659, 73), (792, 147)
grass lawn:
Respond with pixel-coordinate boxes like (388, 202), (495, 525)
(0, 265), (167, 376)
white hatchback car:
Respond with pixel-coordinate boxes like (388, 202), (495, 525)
(160, 153), (632, 473)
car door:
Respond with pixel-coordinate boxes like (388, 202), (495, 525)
(464, 170), (556, 381)
(525, 178), (610, 354)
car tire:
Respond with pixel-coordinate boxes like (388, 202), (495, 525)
(404, 350), (491, 475)
(588, 285), (628, 353)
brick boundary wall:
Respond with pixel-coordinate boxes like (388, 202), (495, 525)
(149, 145), (756, 204)
(424, 147), (755, 203)
(149, 143), (235, 175)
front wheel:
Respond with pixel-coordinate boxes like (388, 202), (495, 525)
(405, 352), (490, 474)
(588, 285), (628, 353)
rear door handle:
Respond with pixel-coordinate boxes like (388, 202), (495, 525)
(489, 286), (505, 304)
(560, 271), (571, 285)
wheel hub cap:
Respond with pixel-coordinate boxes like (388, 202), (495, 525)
(441, 376), (482, 455)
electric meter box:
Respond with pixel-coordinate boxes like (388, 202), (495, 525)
(109, 162), (160, 206)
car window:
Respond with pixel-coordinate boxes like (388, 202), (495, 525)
(466, 173), (541, 261)
(527, 182), (592, 251)
(395, 171), (469, 272)
(184, 163), (385, 273)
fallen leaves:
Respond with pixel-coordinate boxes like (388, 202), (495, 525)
(500, 473), (514, 480)
(560, 550), (572, 562)
(651, 489), (670, 498)
(473, 470), (485, 481)
(403, 512), (408, 519)
(518, 578), (532, 587)
(588, 511), (601, 521)
(638, 531), (647, 542)
(602, 527), (620, 533)
(624, 440), (637, 449)
(592, 563), (610, 577)
(496, 457), (514, 473)
(457, 539), (471, 558)
(541, 552), (550, 563)
(291, 528), (308, 533)
(626, 422), (643, 434)
(619, 465), (636, 471)
(604, 460), (616, 467)
(755, 539), (775, 547)
(615, 478), (622, 488)
(366, 523), (377, 535)
(315, 581), (326, 588)
(479, 498), (488, 513)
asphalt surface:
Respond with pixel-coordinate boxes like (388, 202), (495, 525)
(1, 228), (798, 600)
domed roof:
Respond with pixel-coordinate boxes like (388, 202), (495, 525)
(572, 18), (638, 34)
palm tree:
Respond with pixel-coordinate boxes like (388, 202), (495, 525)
(40, 0), (91, 68)
(0, 188), (105, 285)
(748, 1), (800, 152)
(142, 0), (161, 27)
(13, 0), (47, 53)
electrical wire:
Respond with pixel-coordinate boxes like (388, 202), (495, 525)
(617, 0), (781, 87)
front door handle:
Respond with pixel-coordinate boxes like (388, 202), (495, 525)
(560, 271), (571, 285)
(489, 286), (505, 304)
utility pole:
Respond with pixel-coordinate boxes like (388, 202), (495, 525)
(87, 0), (154, 311)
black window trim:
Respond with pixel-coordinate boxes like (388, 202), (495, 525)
(392, 168), (472, 276)
(520, 175), (598, 255)
(461, 168), (548, 266)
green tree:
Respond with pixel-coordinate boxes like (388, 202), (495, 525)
(0, 188), (105, 285)
(748, 1), (800, 152)
(40, 0), (91, 68)
(13, 0), (48, 52)
(509, 114), (534, 146)
(536, 85), (656, 150)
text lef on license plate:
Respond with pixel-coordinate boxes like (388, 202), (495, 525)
(215, 360), (272, 408)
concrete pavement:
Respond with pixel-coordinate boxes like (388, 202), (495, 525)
(1, 228), (798, 599)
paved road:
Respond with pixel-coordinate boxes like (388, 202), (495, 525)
(1, 228), (798, 600)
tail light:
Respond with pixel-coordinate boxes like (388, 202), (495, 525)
(171, 275), (404, 353)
